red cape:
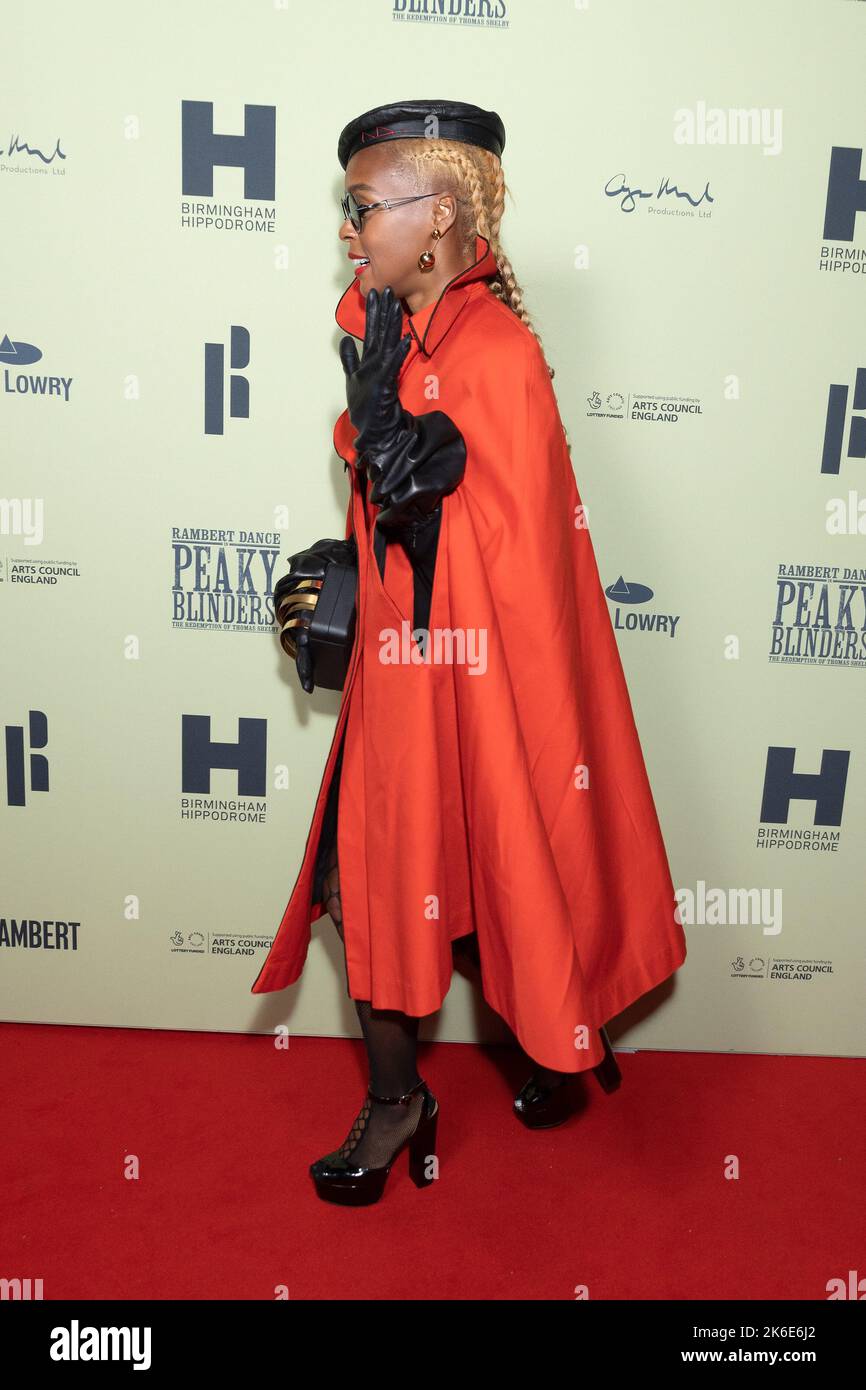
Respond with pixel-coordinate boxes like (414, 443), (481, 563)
(251, 234), (687, 1072)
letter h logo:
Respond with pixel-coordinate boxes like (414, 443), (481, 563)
(181, 714), (267, 796)
(760, 747), (849, 826)
(181, 101), (275, 199)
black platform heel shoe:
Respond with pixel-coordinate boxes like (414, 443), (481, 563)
(309, 1077), (439, 1206)
(513, 1025), (622, 1129)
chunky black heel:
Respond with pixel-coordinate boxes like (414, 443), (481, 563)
(310, 1076), (439, 1206)
(513, 1024), (621, 1128)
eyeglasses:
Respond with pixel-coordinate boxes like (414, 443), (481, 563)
(340, 189), (443, 233)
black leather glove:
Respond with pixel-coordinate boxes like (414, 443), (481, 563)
(365, 408), (467, 536)
(338, 285), (412, 458)
(364, 408), (466, 636)
(338, 283), (466, 621)
(274, 535), (357, 693)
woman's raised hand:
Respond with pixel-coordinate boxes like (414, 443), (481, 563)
(338, 286), (412, 459)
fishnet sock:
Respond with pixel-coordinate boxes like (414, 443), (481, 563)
(321, 840), (426, 1168)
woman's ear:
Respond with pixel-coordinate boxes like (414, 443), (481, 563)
(436, 195), (458, 228)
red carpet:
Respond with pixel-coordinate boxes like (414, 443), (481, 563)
(2, 1021), (862, 1301)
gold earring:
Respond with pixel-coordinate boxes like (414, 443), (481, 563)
(418, 226), (442, 272)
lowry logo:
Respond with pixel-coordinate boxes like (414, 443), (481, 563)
(0, 334), (42, 367)
(1, 333), (72, 401)
(605, 576), (681, 638)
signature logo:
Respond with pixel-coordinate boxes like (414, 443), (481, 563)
(605, 173), (714, 214)
(0, 133), (66, 164)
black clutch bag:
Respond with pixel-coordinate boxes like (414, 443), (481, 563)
(277, 560), (358, 691)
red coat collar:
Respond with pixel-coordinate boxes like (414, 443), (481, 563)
(334, 233), (499, 359)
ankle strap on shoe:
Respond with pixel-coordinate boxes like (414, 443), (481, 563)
(367, 1077), (427, 1106)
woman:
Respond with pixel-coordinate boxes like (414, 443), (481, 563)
(252, 100), (688, 1206)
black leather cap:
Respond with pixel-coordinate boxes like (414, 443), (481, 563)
(338, 99), (505, 170)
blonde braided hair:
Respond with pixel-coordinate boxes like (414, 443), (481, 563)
(390, 136), (573, 456)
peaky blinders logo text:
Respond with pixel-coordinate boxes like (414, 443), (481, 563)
(391, 0), (510, 28)
(171, 526), (279, 632)
(771, 563), (866, 668)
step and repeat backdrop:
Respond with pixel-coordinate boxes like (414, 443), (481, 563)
(2, 0), (863, 1062)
